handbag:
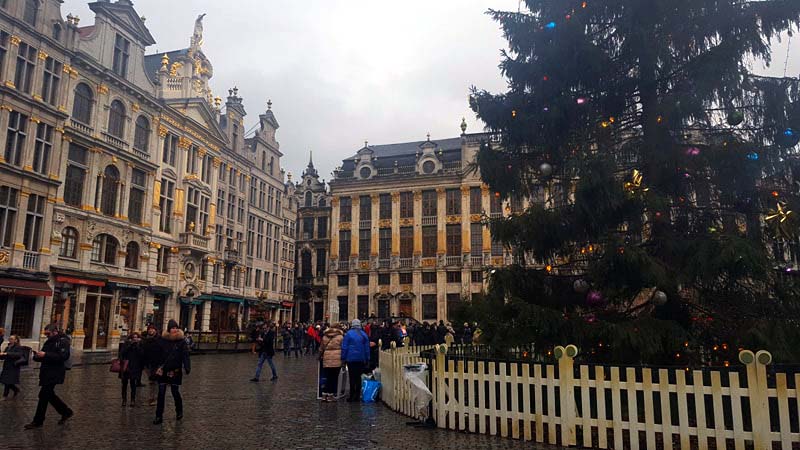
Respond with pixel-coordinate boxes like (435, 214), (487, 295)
(110, 358), (129, 373)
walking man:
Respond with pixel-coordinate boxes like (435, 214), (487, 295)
(25, 324), (73, 429)
(250, 322), (277, 382)
(341, 319), (370, 402)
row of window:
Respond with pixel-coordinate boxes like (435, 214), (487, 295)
(336, 224), (502, 260)
(0, 187), (44, 251)
(335, 293), (469, 321)
(336, 271), (482, 287)
(300, 216), (328, 239)
(298, 248), (327, 280)
(338, 188), (498, 223)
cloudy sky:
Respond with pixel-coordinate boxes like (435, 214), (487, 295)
(60, 0), (520, 181)
(60, 1), (797, 183)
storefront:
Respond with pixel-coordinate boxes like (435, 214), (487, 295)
(179, 297), (203, 331)
(53, 274), (106, 350)
(108, 280), (148, 339)
(197, 294), (245, 332)
(0, 275), (51, 342)
(148, 286), (173, 332)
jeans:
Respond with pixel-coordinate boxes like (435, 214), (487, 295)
(283, 338), (292, 356)
(122, 374), (140, 402)
(346, 361), (366, 401)
(155, 383), (183, 418)
(33, 384), (72, 424)
(322, 367), (341, 395)
(254, 353), (277, 380)
(3, 383), (19, 397)
(293, 341), (302, 357)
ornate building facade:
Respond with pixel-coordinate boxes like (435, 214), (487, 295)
(327, 129), (510, 323)
(0, 0), (295, 359)
(293, 153), (331, 322)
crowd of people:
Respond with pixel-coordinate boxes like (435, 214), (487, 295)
(0, 317), (482, 429)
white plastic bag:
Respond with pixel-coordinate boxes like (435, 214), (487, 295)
(403, 363), (432, 418)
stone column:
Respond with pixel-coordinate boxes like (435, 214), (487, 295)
(71, 285), (87, 352)
(30, 50), (47, 104)
(413, 190), (422, 256)
(201, 300), (211, 332)
(348, 273), (357, 321)
(0, 108), (9, 164)
(118, 162), (131, 220)
(2, 36), (20, 86)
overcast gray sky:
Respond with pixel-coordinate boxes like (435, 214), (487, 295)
(61, 1), (797, 183)
(60, 0), (520, 182)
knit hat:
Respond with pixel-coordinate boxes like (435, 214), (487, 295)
(167, 319), (179, 331)
(351, 319), (362, 329)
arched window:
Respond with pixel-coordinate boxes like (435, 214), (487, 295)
(108, 100), (125, 138)
(318, 198), (326, 207)
(91, 234), (118, 265)
(304, 191), (312, 207)
(72, 83), (93, 125)
(133, 116), (150, 153)
(124, 241), (139, 269)
(100, 165), (120, 216)
(59, 227), (78, 258)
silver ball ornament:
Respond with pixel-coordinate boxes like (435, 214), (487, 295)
(653, 290), (668, 305)
(573, 279), (589, 294)
(539, 162), (553, 178)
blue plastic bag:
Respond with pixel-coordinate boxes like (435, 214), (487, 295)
(361, 379), (381, 403)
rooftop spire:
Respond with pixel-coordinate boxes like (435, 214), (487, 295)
(308, 151), (314, 169)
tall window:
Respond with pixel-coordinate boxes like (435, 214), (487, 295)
(0, 187), (17, 248)
(133, 116), (150, 153)
(379, 228), (391, 260)
(72, 83), (93, 125)
(400, 192), (413, 218)
(91, 234), (118, 265)
(258, 182), (265, 209)
(156, 246), (169, 273)
(108, 100), (125, 138)
(318, 197), (326, 207)
(186, 145), (198, 174)
(23, 0), (38, 25)
(159, 178), (174, 233)
(237, 198), (244, 223)
(470, 187), (483, 214)
(201, 154), (213, 184)
(422, 226), (437, 257)
(5, 111), (28, 166)
(128, 169), (146, 225)
(379, 194), (392, 220)
(0, 32), (9, 79)
(100, 165), (119, 216)
(217, 189), (225, 217)
(490, 194), (503, 215)
(400, 227), (413, 258)
(422, 190), (437, 217)
(227, 193), (235, 218)
(14, 42), (36, 93)
(339, 197), (352, 222)
(491, 234), (504, 257)
(41, 57), (62, 105)
(317, 216), (327, 238)
(359, 229), (370, 259)
(32, 122), (53, 175)
(267, 186), (274, 213)
(359, 196), (371, 222)
(470, 223), (483, 256)
(125, 241), (139, 269)
(186, 187), (209, 234)
(316, 248), (326, 277)
(446, 224), (461, 256)
(304, 191), (312, 207)
(64, 144), (87, 207)
(112, 34), (130, 77)
(162, 133), (177, 166)
(339, 230), (351, 260)
(303, 217), (314, 238)
(249, 177), (257, 206)
(60, 227), (78, 258)
(422, 295), (437, 321)
(446, 189), (461, 215)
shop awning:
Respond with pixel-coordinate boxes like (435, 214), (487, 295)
(0, 277), (52, 296)
(55, 275), (105, 287)
(196, 294), (244, 304)
(180, 297), (203, 305)
(150, 286), (174, 295)
(281, 301), (294, 308)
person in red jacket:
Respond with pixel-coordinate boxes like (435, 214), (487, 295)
(305, 325), (318, 355)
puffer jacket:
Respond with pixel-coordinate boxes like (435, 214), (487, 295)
(319, 328), (344, 369)
(155, 329), (190, 385)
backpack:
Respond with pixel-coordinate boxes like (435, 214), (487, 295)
(14, 346), (31, 367)
(58, 336), (73, 370)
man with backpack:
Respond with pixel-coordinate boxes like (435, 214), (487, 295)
(250, 322), (277, 382)
(25, 324), (73, 429)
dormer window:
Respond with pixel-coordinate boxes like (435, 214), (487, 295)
(52, 23), (62, 41)
(112, 34), (130, 78)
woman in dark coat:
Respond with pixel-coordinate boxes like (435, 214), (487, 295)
(153, 320), (190, 425)
(119, 331), (145, 407)
(0, 335), (24, 399)
(141, 324), (162, 406)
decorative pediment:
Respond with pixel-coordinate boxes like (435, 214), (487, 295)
(88, 1), (156, 46)
(164, 98), (227, 145)
(161, 167), (178, 179)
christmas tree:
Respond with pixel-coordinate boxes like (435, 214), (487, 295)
(467, 0), (800, 364)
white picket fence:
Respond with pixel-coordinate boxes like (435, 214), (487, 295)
(379, 344), (800, 450)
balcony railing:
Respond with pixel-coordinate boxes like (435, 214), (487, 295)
(489, 212), (503, 219)
(224, 249), (242, 264)
(445, 256), (462, 267)
(103, 132), (128, 149)
(22, 251), (40, 270)
(421, 216), (437, 226)
(180, 232), (210, 251)
(470, 255), (484, 267)
(378, 258), (390, 269)
(132, 147), (149, 160)
(70, 119), (93, 135)
(359, 219), (371, 229)
(398, 257), (413, 269)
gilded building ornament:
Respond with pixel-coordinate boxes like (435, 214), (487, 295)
(158, 125), (169, 137)
(378, 219), (392, 228)
(9, 35), (20, 46)
(421, 258), (437, 268)
(3, 81), (15, 89)
(177, 137), (192, 149)
(169, 62), (183, 77)
(436, 188), (446, 196)
(399, 218), (413, 227)
(0, 250), (9, 265)
(461, 185), (472, 194)
(470, 214), (483, 223)
(212, 157), (221, 168)
(413, 191), (422, 201)
(446, 215), (462, 224)
(131, 102), (140, 112)
(391, 192), (400, 201)
(339, 222), (351, 230)
(481, 184), (490, 193)
(37, 50), (48, 60)
(97, 84), (109, 94)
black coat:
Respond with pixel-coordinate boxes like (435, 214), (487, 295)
(256, 330), (275, 357)
(0, 344), (24, 385)
(292, 327), (304, 346)
(34, 334), (70, 386)
(155, 330), (190, 385)
(141, 333), (163, 372)
(119, 341), (145, 380)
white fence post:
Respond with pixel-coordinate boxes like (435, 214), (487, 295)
(555, 345), (578, 446)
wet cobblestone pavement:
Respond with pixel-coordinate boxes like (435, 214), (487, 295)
(0, 352), (548, 450)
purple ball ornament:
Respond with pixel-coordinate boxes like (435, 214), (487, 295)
(685, 147), (700, 156)
(586, 290), (605, 307)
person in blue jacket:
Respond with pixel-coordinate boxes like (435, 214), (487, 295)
(341, 319), (370, 402)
